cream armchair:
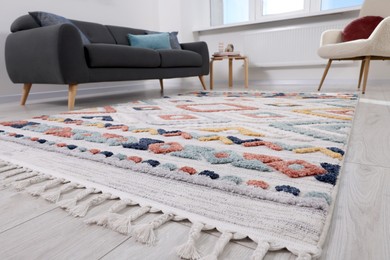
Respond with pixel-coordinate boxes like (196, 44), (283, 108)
(317, 0), (390, 94)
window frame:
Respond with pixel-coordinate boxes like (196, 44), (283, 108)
(258, 0), (310, 19)
(210, 0), (362, 28)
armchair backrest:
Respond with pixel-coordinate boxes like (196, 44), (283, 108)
(359, 0), (390, 18)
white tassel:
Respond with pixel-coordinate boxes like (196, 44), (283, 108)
(68, 193), (112, 217)
(85, 212), (121, 226)
(110, 206), (151, 235)
(0, 172), (38, 187)
(176, 222), (205, 260)
(0, 162), (9, 168)
(108, 199), (132, 212)
(199, 232), (233, 260)
(27, 178), (65, 197)
(132, 213), (174, 245)
(251, 241), (270, 260)
(42, 183), (78, 203)
(0, 168), (27, 180)
(85, 200), (130, 226)
(0, 165), (18, 174)
(297, 253), (312, 260)
(57, 188), (95, 210)
(12, 175), (50, 191)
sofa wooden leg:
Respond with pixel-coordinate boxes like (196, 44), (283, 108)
(198, 76), (207, 90)
(68, 84), (78, 111)
(318, 59), (332, 91)
(159, 79), (164, 91)
(362, 56), (371, 94)
(20, 83), (32, 105)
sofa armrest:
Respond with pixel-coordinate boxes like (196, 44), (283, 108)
(180, 41), (210, 75)
(5, 23), (90, 84)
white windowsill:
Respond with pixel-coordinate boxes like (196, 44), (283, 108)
(194, 6), (360, 32)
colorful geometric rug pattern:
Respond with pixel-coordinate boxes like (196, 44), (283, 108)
(0, 92), (358, 259)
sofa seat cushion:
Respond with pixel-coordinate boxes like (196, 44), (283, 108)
(85, 44), (161, 68)
(159, 50), (202, 68)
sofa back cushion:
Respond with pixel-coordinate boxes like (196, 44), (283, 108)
(29, 12), (90, 45)
(106, 25), (147, 45)
(72, 20), (116, 44)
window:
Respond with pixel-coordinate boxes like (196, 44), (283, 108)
(321, 0), (363, 11)
(210, 0), (363, 27)
(262, 0), (305, 16)
(224, 0), (250, 24)
(210, 0), (250, 26)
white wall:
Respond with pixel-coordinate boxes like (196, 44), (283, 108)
(189, 0), (390, 87)
(0, 0), (183, 101)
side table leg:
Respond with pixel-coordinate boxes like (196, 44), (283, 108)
(210, 60), (214, 90)
(229, 58), (233, 88)
(244, 57), (249, 88)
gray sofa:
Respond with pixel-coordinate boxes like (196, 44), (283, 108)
(5, 14), (209, 110)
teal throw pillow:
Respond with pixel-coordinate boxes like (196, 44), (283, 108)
(29, 11), (90, 45)
(128, 33), (172, 50)
(146, 31), (181, 49)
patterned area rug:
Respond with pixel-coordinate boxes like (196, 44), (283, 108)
(0, 91), (358, 259)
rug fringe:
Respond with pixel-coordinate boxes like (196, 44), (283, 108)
(84, 200), (132, 226)
(1, 172), (38, 187)
(57, 188), (96, 210)
(199, 232), (233, 260)
(68, 193), (114, 217)
(132, 213), (174, 245)
(296, 253), (312, 260)
(175, 222), (204, 260)
(110, 206), (151, 235)
(0, 165), (18, 174)
(251, 240), (270, 260)
(288, 247), (322, 260)
(0, 168), (28, 181)
(27, 178), (66, 197)
(12, 175), (51, 191)
(42, 183), (79, 203)
(0, 162), (9, 168)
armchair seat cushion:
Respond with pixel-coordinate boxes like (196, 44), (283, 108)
(85, 44), (161, 68)
(318, 39), (372, 59)
(159, 49), (202, 68)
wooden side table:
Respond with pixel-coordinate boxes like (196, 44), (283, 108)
(210, 55), (249, 90)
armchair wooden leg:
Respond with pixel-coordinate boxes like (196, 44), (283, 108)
(198, 75), (207, 90)
(159, 79), (164, 91)
(68, 84), (78, 111)
(357, 59), (366, 90)
(362, 56), (371, 94)
(318, 59), (332, 91)
(20, 83), (32, 105)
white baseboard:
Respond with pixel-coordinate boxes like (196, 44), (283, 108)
(0, 81), (160, 104)
(1, 78), (387, 104)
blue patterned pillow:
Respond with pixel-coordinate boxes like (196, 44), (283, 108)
(29, 11), (90, 45)
(128, 33), (172, 50)
(147, 31), (181, 49)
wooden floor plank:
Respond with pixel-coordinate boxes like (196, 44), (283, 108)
(320, 163), (390, 260)
(0, 198), (128, 260)
(0, 189), (57, 234)
(345, 102), (390, 168)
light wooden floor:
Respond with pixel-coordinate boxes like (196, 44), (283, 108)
(0, 81), (389, 260)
